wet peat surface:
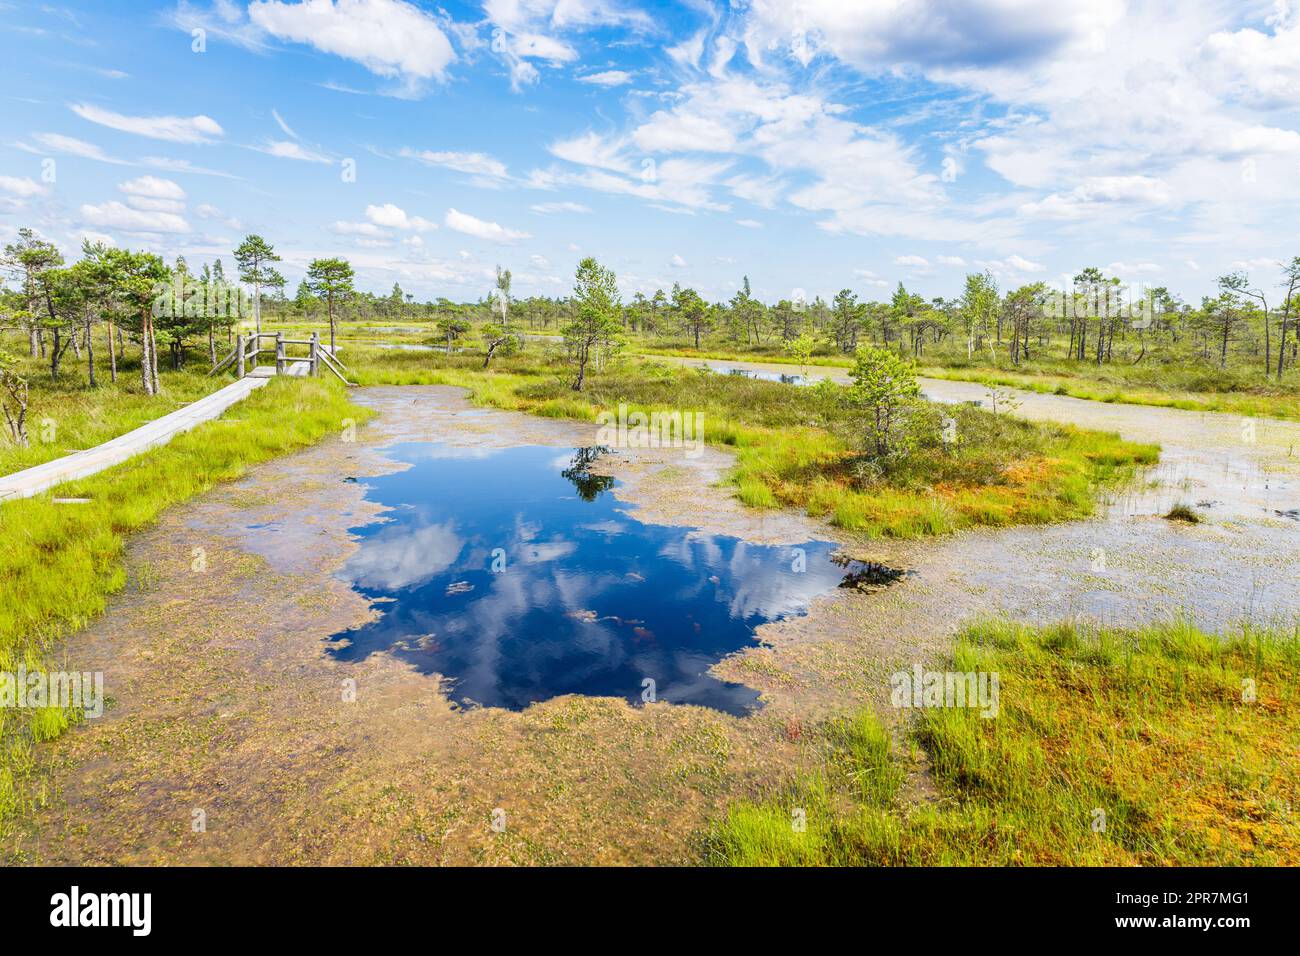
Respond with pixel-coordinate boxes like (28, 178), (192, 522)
(327, 442), (855, 714)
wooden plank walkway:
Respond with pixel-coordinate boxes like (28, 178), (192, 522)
(0, 360), (311, 503)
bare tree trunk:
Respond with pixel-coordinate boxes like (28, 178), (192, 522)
(1, 377), (28, 447)
(141, 318), (154, 395)
(141, 310), (160, 395)
(85, 317), (96, 387)
(1264, 309), (1271, 376)
(108, 320), (118, 383)
(1278, 282), (1297, 381)
(50, 328), (62, 381)
(151, 321), (160, 393)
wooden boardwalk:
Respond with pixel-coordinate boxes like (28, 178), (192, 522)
(0, 332), (348, 503)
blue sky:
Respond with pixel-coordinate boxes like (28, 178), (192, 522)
(3, 0), (1300, 305)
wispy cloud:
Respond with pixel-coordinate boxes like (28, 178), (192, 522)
(249, 140), (332, 163)
(400, 148), (510, 182)
(578, 69), (632, 87)
(70, 102), (223, 143)
(530, 201), (592, 214)
(22, 132), (132, 165)
(444, 208), (530, 243)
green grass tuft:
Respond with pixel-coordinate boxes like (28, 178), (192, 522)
(707, 619), (1300, 866)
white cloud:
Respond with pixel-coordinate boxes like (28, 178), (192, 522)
(365, 202), (436, 231)
(119, 175), (187, 201)
(539, 131), (735, 211)
(735, 218), (762, 228)
(744, 0), (1114, 73)
(142, 156), (240, 179)
(484, 0), (650, 89)
(0, 175), (47, 198)
(1201, 13), (1300, 109)
(894, 254), (929, 267)
(251, 140), (332, 163)
(248, 0), (456, 94)
(271, 107), (299, 139)
(1223, 124), (1300, 156)
(444, 208), (530, 243)
(936, 255), (967, 266)
(634, 110), (738, 153)
(26, 133), (130, 165)
(1006, 254), (1044, 272)
(400, 148), (510, 181)
(578, 69), (633, 87)
(670, 254), (687, 268)
(195, 202), (242, 229)
(70, 102), (223, 143)
(1229, 256), (1283, 271)
(548, 131), (635, 174)
(667, 29), (708, 68)
(509, 33), (577, 63)
(978, 254), (1045, 276)
(167, 0), (271, 52)
(81, 200), (190, 234)
(1019, 176), (1174, 219)
(530, 200), (591, 214)
(78, 174), (194, 234)
(545, 75), (952, 229)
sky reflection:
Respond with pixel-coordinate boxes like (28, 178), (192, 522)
(329, 443), (847, 714)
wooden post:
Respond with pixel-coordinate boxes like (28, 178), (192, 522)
(249, 332), (258, 370)
(310, 331), (320, 377)
(236, 334), (245, 378)
(276, 331), (285, 375)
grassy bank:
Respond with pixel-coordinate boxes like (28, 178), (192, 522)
(914, 364), (1300, 421)
(637, 342), (854, 370)
(0, 375), (369, 828)
(633, 342), (1300, 421)
(706, 618), (1300, 866)
(348, 345), (1157, 538)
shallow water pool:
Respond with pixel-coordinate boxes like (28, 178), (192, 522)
(328, 443), (852, 714)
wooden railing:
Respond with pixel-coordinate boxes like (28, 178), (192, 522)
(210, 331), (354, 385)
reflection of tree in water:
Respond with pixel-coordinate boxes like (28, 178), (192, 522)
(562, 446), (615, 501)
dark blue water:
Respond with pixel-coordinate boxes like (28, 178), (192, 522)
(327, 443), (851, 714)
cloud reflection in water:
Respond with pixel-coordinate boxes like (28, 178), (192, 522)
(329, 443), (847, 714)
